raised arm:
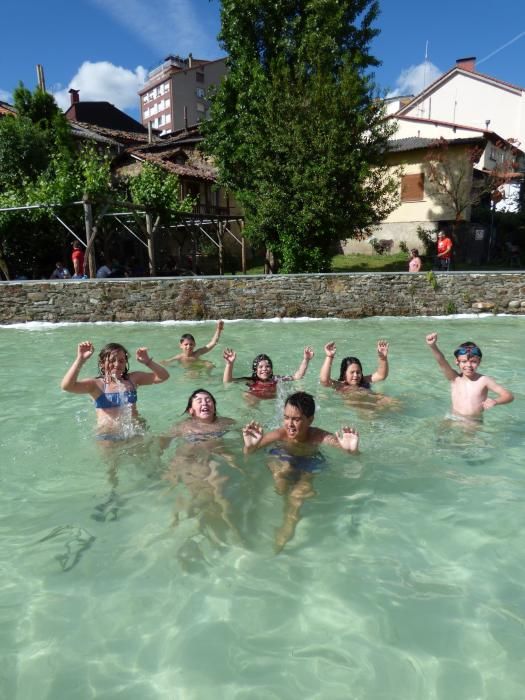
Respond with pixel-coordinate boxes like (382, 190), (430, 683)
(223, 348), (236, 383)
(60, 341), (98, 395)
(194, 320), (224, 358)
(132, 347), (170, 385)
(320, 342), (337, 386)
(292, 346), (314, 380)
(482, 377), (514, 410)
(369, 340), (389, 383)
(425, 333), (458, 381)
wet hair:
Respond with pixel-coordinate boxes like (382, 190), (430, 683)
(184, 388), (217, 415)
(180, 333), (196, 344)
(251, 354), (273, 380)
(97, 343), (130, 378)
(454, 341), (483, 359)
(339, 356), (364, 384)
(285, 391), (315, 418)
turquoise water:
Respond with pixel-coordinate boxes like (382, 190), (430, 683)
(1, 316), (524, 700)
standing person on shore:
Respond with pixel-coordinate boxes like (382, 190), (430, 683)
(71, 241), (86, 279)
(408, 249), (422, 272)
(436, 231), (453, 271)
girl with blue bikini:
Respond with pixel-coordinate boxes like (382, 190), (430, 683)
(61, 341), (169, 439)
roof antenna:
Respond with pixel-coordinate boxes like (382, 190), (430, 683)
(423, 41), (429, 89)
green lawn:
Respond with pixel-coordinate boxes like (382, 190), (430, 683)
(242, 253), (521, 274)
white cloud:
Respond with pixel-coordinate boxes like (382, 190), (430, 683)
(53, 61), (148, 112)
(90, 0), (220, 58)
(387, 61), (442, 98)
(0, 88), (13, 104)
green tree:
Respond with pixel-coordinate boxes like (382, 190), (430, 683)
(129, 161), (193, 217)
(204, 0), (398, 272)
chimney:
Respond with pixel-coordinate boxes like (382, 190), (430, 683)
(456, 57), (476, 72)
(68, 88), (80, 105)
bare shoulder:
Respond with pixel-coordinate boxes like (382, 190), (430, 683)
(309, 427), (333, 445)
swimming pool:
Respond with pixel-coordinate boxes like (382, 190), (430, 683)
(1, 316), (524, 699)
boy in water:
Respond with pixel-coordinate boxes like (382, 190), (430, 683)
(425, 333), (514, 419)
(161, 320), (224, 365)
(242, 391), (359, 551)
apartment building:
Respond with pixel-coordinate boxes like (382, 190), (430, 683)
(138, 54), (227, 135)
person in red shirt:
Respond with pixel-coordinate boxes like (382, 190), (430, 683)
(71, 241), (86, 278)
(436, 231), (453, 271)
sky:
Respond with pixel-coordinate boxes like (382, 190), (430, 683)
(1, 0), (525, 121)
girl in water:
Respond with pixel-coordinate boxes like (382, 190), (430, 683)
(320, 340), (389, 395)
(223, 347), (314, 399)
(61, 341), (169, 439)
(162, 389), (240, 548)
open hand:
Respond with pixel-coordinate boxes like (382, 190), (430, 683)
(242, 420), (263, 449)
(335, 426), (359, 453)
(223, 348), (236, 364)
(377, 340), (389, 359)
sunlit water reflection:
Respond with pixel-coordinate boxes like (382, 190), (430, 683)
(1, 315), (523, 699)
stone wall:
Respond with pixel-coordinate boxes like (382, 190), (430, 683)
(1, 272), (524, 324)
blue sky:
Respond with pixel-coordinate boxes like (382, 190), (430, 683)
(2, 0), (524, 120)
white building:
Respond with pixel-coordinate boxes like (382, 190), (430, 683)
(395, 57), (525, 149)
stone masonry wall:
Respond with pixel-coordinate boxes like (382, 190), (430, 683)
(0, 272), (524, 324)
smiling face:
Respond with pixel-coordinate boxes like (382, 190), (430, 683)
(188, 392), (216, 421)
(256, 359), (273, 381)
(455, 353), (481, 377)
(283, 404), (313, 442)
(102, 350), (128, 380)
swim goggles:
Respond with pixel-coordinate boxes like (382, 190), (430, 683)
(454, 346), (482, 358)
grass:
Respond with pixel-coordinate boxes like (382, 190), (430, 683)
(241, 253), (522, 274)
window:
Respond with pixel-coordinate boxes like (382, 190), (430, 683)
(144, 108), (150, 118)
(196, 72), (205, 83)
(196, 102), (205, 112)
(196, 87), (205, 98)
(165, 98), (171, 108)
(401, 173), (424, 202)
(143, 95), (148, 104)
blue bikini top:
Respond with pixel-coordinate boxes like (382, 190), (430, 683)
(94, 381), (137, 409)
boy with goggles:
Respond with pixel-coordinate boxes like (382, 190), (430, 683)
(425, 333), (513, 418)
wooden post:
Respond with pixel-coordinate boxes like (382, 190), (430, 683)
(82, 198), (96, 278)
(190, 228), (197, 273)
(240, 219), (246, 274)
(146, 211), (156, 275)
(218, 220), (224, 275)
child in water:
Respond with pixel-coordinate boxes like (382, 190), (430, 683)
(242, 391), (359, 551)
(426, 333), (514, 419)
(162, 389), (240, 547)
(161, 321), (224, 365)
(163, 389), (236, 445)
(223, 346), (314, 399)
(61, 341), (169, 439)
(320, 340), (389, 391)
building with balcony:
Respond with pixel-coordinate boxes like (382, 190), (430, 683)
(138, 54), (227, 135)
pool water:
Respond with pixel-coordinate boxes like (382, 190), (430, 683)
(1, 316), (524, 700)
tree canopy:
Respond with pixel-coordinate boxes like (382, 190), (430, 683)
(204, 0), (398, 272)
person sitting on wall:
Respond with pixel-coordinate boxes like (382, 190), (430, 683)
(50, 262), (71, 279)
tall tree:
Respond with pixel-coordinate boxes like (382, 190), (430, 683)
(204, 0), (398, 272)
